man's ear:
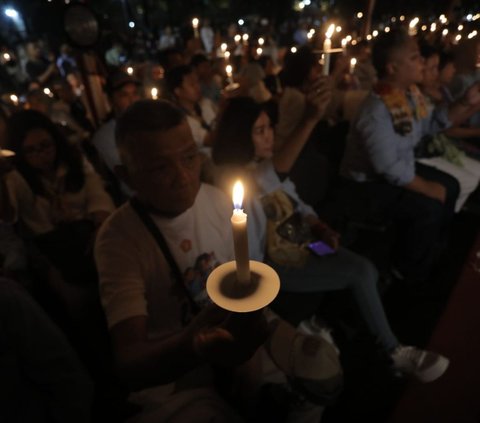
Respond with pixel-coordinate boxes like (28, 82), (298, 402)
(114, 164), (133, 188)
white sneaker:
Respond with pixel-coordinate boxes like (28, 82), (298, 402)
(298, 316), (340, 355)
(390, 345), (450, 383)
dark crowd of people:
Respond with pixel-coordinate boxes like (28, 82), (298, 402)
(1, 12), (480, 423)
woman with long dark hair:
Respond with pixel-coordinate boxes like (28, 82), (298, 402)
(0, 109), (114, 284)
(212, 96), (449, 383)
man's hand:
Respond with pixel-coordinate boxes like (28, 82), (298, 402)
(188, 305), (268, 367)
(310, 220), (340, 251)
(425, 181), (447, 204)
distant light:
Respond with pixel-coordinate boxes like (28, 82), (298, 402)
(234, 34), (241, 43)
(298, 1), (305, 10)
(442, 29), (449, 36)
(224, 51), (230, 59)
(439, 14), (448, 24)
(126, 66), (133, 75)
(129, 21), (135, 28)
(150, 87), (158, 99)
(256, 47), (263, 56)
(455, 34), (462, 41)
(399, 15), (405, 22)
(192, 17), (199, 28)
(409, 17), (419, 28)
(356, 12), (363, 19)
(10, 94), (18, 104)
(421, 25), (427, 31)
(366, 34), (372, 40)
(474, 14), (480, 21)
(291, 46), (297, 53)
(242, 33), (249, 41)
(238, 19), (244, 26)
(336, 26), (342, 33)
(258, 37), (264, 45)
(385, 26), (390, 33)
(3, 52), (10, 61)
(221, 43), (227, 52)
(43, 87), (53, 97)
(458, 24), (464, 31)
(391, 17), (397, 23)
(430, 23), (437, 32)
(65, 0), (70, 4)
(346, 35), (352, 41)
(4, 8), (18, 19)
(467, 14), (473, 21)
(351, 39), (358, 46)
(372, 30), (379, 37)
(304, 0), (311, 5)
(468, 30), (478, 39)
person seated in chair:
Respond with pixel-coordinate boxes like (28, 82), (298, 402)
(340, 28), (480, 283)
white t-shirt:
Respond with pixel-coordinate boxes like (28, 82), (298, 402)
(151, 183), (234, 307)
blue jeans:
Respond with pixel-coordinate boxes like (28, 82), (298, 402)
(269, 247), (398, 352)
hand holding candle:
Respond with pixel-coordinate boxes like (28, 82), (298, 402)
(231, 181), (250, 285)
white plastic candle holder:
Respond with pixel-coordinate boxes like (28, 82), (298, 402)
(206, 260), (280, 313)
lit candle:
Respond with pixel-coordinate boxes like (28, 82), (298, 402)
(192, 17), (199, 38)
(242, 33), (249, 45)
(349, 57), (357, 74)
(151, 87), (158, 100)
(322, 24), (335, 76)
(224, 50), (231, 61)
(226, 64), (233, 84)
(258, 37), (265, 46)
(256, 47), (263, 57)
(126, 66), (134, 75)
(234, 34), (241, 45)
(341, 38), (347, 55)
(3, 52), (10, 61)
(10, 94), (18, 106)
(231, 181), (250, 285)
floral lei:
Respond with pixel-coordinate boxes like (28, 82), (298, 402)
(374, 82), (429, 136)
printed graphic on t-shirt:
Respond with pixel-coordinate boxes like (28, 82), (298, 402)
(183, 251), (220, 307)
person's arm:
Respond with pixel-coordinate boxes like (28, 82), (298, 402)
(273, 77), (332, 174)
(111, 305), (267, 391)
(82, 159), (115, 227)
(444, 125), (480, 139)
(357, 99), (416, 186)
(34, 62), (57, 85)
(402, 174), (446, 203)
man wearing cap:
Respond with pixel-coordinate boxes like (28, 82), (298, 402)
(91, 71), (142, 201)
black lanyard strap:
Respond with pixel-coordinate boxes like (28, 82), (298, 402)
(130, 198), (200, 315)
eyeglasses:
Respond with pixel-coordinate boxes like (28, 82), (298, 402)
(23, 141), (54, 156)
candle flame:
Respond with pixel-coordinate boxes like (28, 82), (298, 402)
(233, 181), (244, 209)
(226, 64), (233, 76)
(192, 17), (199, 28)
(350, 58), (357, 66)
(325, 24), (335, 39)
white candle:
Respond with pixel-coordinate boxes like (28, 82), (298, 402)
(231, 181), (250, 285)
(341, 38), (347, 55)
(126, 66), (134, 75)
(242, 33), (249, 45)
(192, 17), (199, 38)
(151, 87), (158, 100)
(322, 24), (335, 76)
(226, 64), (233, 85)
(234, 34), (241, 45)
(349, 57), (357, 74)
(10, 94), (18, 106)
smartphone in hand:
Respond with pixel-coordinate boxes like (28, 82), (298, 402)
(306, 240), (336, 257)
